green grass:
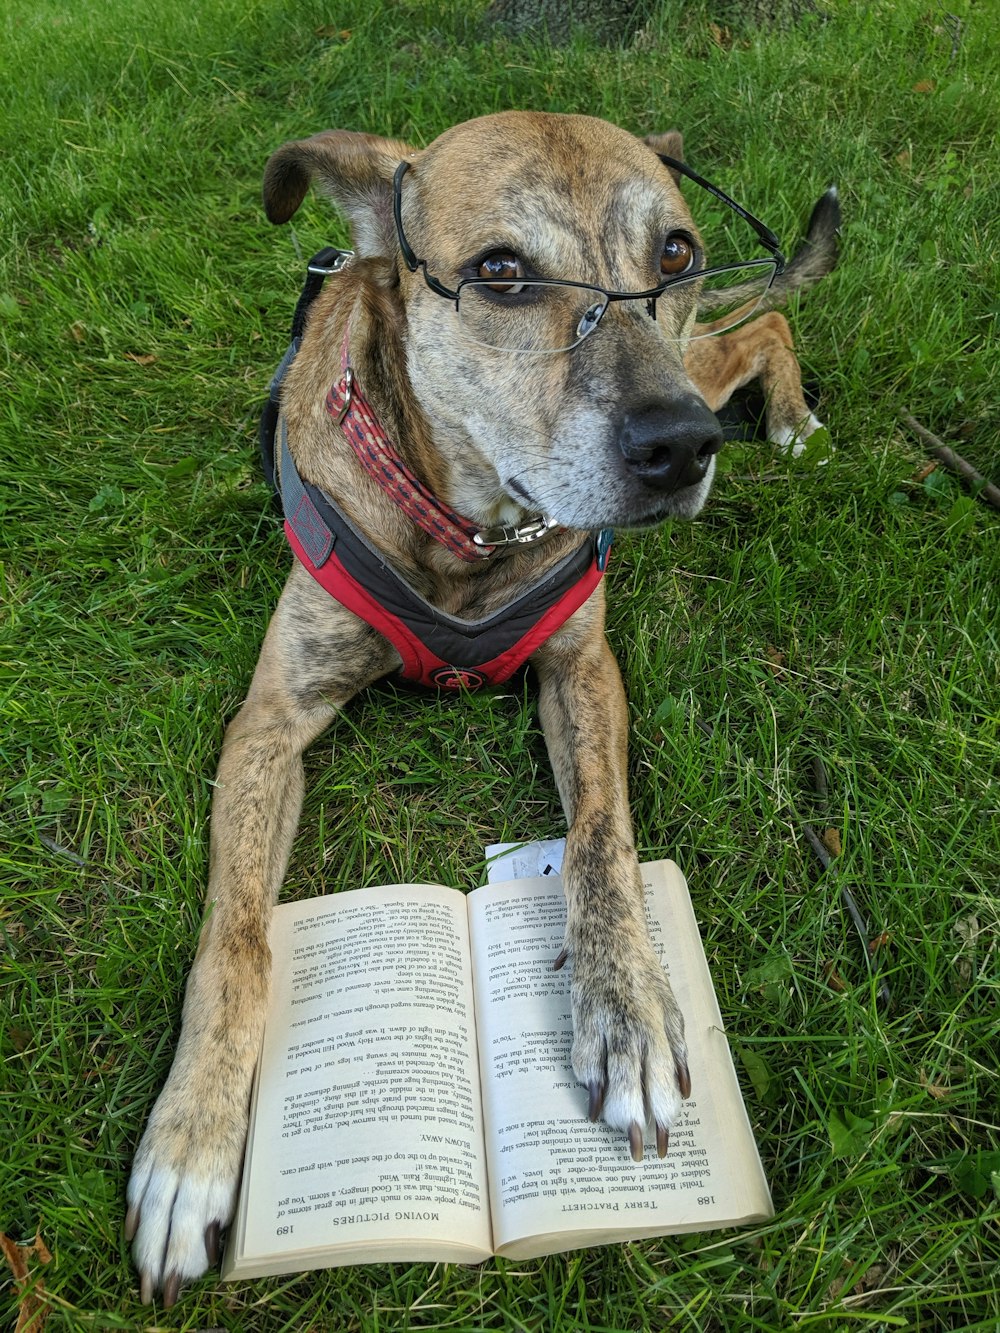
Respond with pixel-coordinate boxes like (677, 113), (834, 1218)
(2, 0), (999, 1327)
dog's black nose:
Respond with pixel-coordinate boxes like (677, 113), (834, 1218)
(619, 397), (724, 494)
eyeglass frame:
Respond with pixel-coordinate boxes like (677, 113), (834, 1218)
(391, 154), (786, 338)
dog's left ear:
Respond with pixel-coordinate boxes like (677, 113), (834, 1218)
(263, 129), (417, 258)
(642, 131), (685, 184)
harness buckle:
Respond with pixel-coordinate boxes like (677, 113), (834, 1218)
(307, 248), (355, 276)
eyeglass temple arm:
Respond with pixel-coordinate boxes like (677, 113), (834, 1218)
(392, 160), (462, 301)
(392, 161), (418, 269)
(657, 154), (784, 265)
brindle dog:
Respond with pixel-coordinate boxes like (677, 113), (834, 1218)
(126, 111), (838, 1303)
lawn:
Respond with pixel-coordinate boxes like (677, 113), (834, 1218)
(2, 0), (998, 1328)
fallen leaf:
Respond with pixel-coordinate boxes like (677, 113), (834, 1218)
(738, 1047), (774, 1102)
(821, 827), (842, 857)
(708, 22), (732, 48)
(827, 1261), (888, 1302)
(0, 1231), (53, 1333)
(69, 321), (86, 343)
(124, 352), (156, 365)
(919, 1067), (950, 1100)
(868, 930), (891, 954)
(823, 961), (848, 992)
(162, 455), (199, 480)
(912, 460), (938, 484)
(827, 1106), (874, 1157)
(952, 913), (980, 986)
(912, 79), (935, 93)
(745, 953), (793, 993)
(896, 149), (911, 169)
(950, 1149), (1000, 1199)
(765, 646), (785, 675)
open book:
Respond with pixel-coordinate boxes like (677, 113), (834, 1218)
(222, 855), (772, 1278)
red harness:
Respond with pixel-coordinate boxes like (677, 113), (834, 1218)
(260, 250), (613, 691)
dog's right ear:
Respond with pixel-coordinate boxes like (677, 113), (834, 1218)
(263, 130), (417, 258)
(642, 131), (685, 184)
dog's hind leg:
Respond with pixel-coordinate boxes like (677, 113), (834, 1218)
(533, 597), (690, 1159)
(685, 310), (827, 458)
(125, 568), (396, 1304)
(685, 184), (839, 458)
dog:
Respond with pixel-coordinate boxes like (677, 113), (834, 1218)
(125, 111), (838, 1304)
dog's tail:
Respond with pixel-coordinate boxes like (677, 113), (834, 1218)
(696, 185), (841, 323)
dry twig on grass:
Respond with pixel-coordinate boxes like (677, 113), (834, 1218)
(899, 412), (1000, 510)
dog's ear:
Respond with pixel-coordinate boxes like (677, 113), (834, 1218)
(642, 131), (685, 184)
(263, 130), (416, 257)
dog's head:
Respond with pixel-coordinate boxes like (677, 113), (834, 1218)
(264, 112), (724, 530)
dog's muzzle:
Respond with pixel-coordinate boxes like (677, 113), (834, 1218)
(618, 396), (724, 496)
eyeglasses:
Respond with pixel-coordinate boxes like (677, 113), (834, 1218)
(392, 155), (785, 355)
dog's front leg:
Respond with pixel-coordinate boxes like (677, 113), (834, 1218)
(533, 604), (690, 1160)
(126, 572), (395, 1303)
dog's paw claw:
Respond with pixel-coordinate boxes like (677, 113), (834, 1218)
(587, 1079), (606, 1121)
(628, 1121), (644, 1162)
(675, 1058), (692, 1100)
(205, 1220), (221, 1267)
(162, 1271), (182, 1310)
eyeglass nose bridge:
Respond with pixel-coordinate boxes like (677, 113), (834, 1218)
(580, 289), (664, 342)
(576, 289), (663, 346)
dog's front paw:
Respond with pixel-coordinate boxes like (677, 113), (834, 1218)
(125, 1090), (247, 1305)
(568, 945), (690, 1160)
(771, 411), (830, 460)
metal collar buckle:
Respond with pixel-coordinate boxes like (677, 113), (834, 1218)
(472, 514), (561, 553)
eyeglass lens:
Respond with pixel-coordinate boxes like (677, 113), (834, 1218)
(454, 265), (774, 354)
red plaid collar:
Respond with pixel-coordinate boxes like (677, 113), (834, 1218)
(325, 366), (493, 561)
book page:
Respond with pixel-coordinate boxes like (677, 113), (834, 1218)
(484, 838), (565, 882)
(223, 885), (492, 1277)
(468, 863), (772, 1259)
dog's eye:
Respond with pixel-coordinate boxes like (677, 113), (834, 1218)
(660, 234), (695, 277)
(477, 252), (525, 292)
